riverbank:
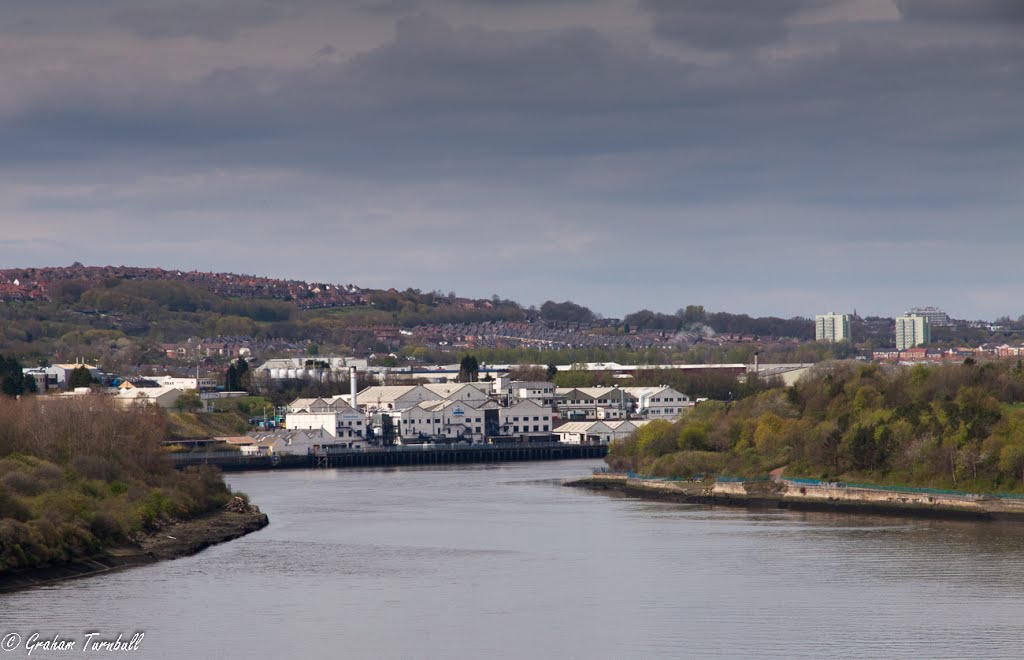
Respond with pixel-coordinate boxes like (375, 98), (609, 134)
(0, 502), (269, 593)
(567, 473), (1024, 522)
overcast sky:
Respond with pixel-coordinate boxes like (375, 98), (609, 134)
(1, 0), (1022, 319)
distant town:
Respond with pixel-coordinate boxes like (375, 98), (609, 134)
(6, 264), (1024, 458)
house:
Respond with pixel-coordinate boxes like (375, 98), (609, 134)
(553, 421), (617, 445)
(555, 387), (637, 421)
(356, 385), (438, 412)
(217, 436), (262, 456)
(151, 375), (219, 391)
(248, 428), (366, 454)
(285, 396), (365, 439)
(492, 379), (556, 406)
(116, 386), (183, 409)
(34, 363), (102, 388)
(497, 399), (554, 439)
(422, 382), (492, 406)
(118, 377), (161, 390)
(553, 419), (651, 445)
(622, 386), (692, 420)
(392, 399), (496, 443)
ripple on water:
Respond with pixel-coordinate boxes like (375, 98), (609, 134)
(3, 460), (1024, 659)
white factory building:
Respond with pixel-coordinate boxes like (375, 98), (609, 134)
(285, 396), (365, 440)
(280, 378), (692, 448)
(553, 420), (652, 445)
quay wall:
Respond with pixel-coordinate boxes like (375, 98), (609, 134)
(172, 443), (608, 472)
(572, 474), (1024, 521)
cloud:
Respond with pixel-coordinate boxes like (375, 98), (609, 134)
(4, 5), (1024, 317)
(111, 2), (286, 41)
(896, 0), (1024, 23)
(354, 0), (421, 14)
(638, 0), (839, 50)
(5, 13), (1023, 210)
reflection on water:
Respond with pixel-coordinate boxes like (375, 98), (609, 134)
(4, 460), (1024, 659)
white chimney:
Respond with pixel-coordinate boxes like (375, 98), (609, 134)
(350, 367), (358, 409)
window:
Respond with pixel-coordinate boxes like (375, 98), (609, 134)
(533, 425), (539, 432)
(513, 426), (519, 433)
(543, 425), (548, 432)
(533, 416), (539, 421)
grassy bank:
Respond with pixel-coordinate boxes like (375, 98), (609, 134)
(0, 506), (268, 592)
(0, 396), (258, 575)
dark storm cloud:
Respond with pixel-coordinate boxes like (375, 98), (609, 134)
(896, 0), (1024, 23)
(638, 0), (839, 50)
(111, 1), (287, 41)
(5, 12), (1023, 211)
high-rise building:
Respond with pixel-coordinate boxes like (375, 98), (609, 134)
(815, 313), (851, 343)
(905, 306), (950, 327)
(896, 315), (931, 351)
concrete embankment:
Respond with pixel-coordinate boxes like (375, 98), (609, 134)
(0, 504), (269, 593)
(567, 474), (1024, 522)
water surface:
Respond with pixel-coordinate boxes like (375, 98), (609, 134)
(3, 460), (1024, 658)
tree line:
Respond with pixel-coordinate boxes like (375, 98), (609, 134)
(609, 361), (1024, 492)
(0, 396), (233, 572)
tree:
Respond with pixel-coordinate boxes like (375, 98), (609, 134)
(67, 365), (95, 389)
(458, 355), (480, 383)
(546, 364), (559, 380)
(225, 358), (250, 392)
(539, 300), (596, 323)
(0, 355), (32, 397)
(682, 305), (706, 324)
(175, 390), (202, 413)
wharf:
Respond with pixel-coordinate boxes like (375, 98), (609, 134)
(171, 442), (608, 471)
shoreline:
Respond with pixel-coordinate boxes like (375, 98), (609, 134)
(0, 507), (269, 594)
(566, 474), (1024, 522)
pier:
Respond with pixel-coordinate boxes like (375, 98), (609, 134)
(171, 442), (608, 471)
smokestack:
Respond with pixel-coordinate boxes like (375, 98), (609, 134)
(350, 367), (358, 409)
(754, 352), (759, 374)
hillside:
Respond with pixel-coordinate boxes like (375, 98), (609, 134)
(164, 396), (275, 440)
(0, 264), (882, 368)
(608, 361), (1024, 493)
(0, 265), (525, 364)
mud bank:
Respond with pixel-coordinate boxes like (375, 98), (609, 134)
(0, 506), (269, 593)
(567, 474), (1024, 522)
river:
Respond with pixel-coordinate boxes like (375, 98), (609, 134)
(3, 460), (1024, 658)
